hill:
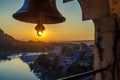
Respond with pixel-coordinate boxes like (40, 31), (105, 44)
(0, 28), (94, 53)
(0, 29), (17, 42)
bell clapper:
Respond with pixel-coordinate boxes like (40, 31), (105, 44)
(35, 16), (45, 36)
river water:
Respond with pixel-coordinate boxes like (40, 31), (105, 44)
(0, 53), (41, 80)
(0, 52), (92, 80)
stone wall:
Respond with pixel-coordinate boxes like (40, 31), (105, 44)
(77, 0), (120, 80)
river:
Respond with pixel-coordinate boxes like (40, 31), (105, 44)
(0, 53), (42, 80)
(0, 52), (92, 80)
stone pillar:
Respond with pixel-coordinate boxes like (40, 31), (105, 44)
(115, 31), (120, 80)
(93, 16), (115, 80)
(114, 16), (120, 80)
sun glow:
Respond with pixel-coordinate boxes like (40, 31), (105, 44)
(36, 31), (46, 39)
(37, 31), (43, 36)
(0, 0), (94, 41)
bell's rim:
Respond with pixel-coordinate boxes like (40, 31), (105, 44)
(13, 11), (66, 24)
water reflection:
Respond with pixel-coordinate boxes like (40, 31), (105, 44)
(0, 53), (40, 80)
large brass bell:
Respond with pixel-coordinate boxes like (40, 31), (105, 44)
(13, 0), (65, 36)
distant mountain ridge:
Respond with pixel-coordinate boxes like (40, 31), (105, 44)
(0, 29), (94, 45)
(0, 29), (16, 42)
(0, 29), (51, 53)
(0, 28), (94, 53)
(59, 40), (94, 45)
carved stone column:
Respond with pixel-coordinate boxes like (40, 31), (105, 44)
(93, 16), (115, 80)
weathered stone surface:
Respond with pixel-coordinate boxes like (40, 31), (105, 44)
(109, 0), (120, 17)
(93, 16), (115, 80)
(78, 0), (110, 20)
(115, 39), (120, 80)
(76, 0), (120, 80)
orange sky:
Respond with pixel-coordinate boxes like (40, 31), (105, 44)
(0, 0), (94, 41)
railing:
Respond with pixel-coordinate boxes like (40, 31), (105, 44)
(57, 66), (109, 80)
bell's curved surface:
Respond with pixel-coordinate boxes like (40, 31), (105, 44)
(13, 0), (65, 24)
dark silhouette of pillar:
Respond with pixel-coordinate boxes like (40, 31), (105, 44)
(93, 15), (116, 80)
